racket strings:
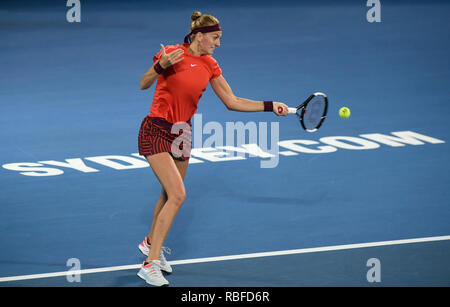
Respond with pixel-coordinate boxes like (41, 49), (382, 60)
(301, 96), (327, 131)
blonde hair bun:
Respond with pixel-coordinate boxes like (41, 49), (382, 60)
(191, 11), (202, 21)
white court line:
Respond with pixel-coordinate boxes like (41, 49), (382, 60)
(1, 235), (449, 283)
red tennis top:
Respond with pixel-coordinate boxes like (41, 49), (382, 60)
(149, 43), (222, 124)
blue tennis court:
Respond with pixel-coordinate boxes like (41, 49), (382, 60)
(1, 0), (449, 289)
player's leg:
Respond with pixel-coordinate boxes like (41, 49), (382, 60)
(145, 152), (187, 262)
(146, 158), (189, 245)
(144, 187), (167, 246)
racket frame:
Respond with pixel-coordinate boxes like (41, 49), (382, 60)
(294, 92), (328, 132)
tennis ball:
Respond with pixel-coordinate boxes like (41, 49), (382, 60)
(339, 107), (351, 119)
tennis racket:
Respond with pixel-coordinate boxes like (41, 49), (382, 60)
(279, 92), (328, 132)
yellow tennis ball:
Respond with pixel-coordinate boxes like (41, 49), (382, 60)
(339, 107), (351, 118)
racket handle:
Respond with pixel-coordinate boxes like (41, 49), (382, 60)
(278, 106), (297, 114)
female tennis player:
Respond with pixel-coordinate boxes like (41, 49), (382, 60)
(137, 11), (288, 286)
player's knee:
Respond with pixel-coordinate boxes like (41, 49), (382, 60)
(169, 189), (186, 207)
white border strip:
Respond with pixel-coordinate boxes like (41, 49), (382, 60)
(1, 235), (449, 283)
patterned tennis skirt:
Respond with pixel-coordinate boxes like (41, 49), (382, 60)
(138, 116), (192, 161)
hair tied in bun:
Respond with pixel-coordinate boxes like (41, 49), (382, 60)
(191, 11), (202, 21)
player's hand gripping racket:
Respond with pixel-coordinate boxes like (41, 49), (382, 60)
(279, 92), (328, 132)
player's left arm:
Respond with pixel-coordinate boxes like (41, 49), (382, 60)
(210, 75), (287, 115)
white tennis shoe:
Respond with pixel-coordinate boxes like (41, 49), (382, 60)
(137, 260), (169, 287)
(138, 238), (173, 274)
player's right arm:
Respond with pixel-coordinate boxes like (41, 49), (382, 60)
(210, 75), (287, 115)
(140, 44), (184, 90)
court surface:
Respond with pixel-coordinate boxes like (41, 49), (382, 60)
(1, 0), (449, 287)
